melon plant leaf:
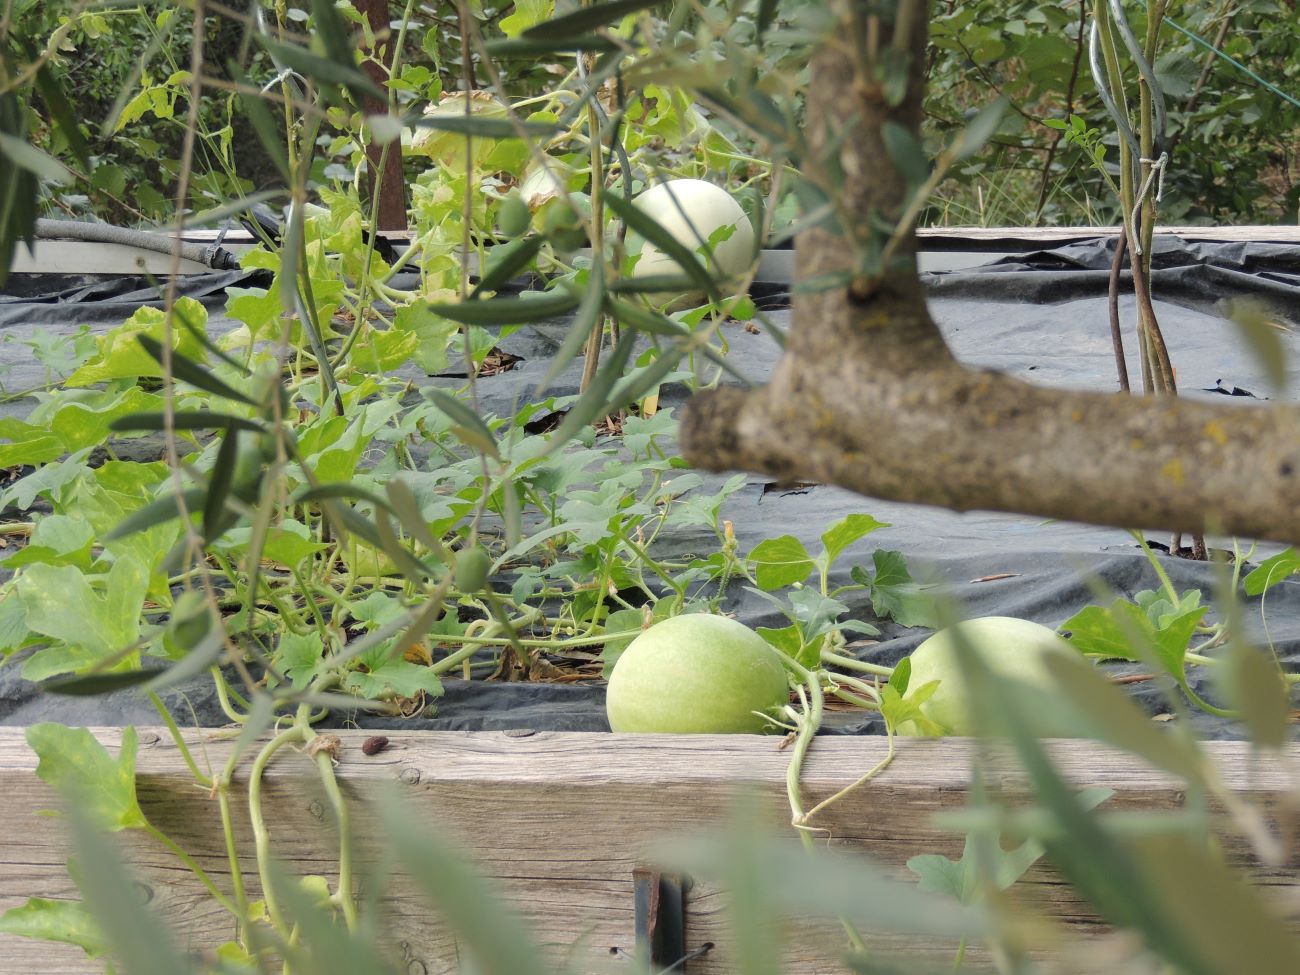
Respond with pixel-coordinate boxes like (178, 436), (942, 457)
(345, 654), (444, 701)
(1059, 603), (1136, 660)
(65, 300), (208, 386)
(16, 558), (147, 667)
(0, 419), (65, 468)
(819, 513), (888, 566)
(104, 488), (206, 541)
(748, 534), (814, 590)
(855, 550), (940, 628)
(757, 623), (803, 660)
(1243, 548), (1300, 596)
(890, 655), (912, 696)
(499, 0), (553, 37)
(392, 301), (458, 374)
(277, 632), (327, 690)
(4, 514), (96, 570)
(0, 450), (90, 512)
(879, 680), (944, 736)
(0, 897), (104, 959)
(599, 607), (646, 676)
(1062, 598), (1205, 682)
(26, 724), (147, 832)
(48, 387), (164, 453)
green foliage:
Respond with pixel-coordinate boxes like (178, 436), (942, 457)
(925, 0), (1300, 225)
(1, 5), (1298, 974)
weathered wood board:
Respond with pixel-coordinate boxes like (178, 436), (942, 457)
(1, 730), (1297, 974)
(15, 226), (1295, 277)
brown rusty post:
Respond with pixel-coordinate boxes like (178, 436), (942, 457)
(356, 0), (407, 231)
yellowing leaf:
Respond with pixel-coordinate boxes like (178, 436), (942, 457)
(26, 724), (147, 832)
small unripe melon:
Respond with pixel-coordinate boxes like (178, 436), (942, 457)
(630, 179), (755, 301)
(898, 616), (1077, 737)
(606, 614), (789, 734)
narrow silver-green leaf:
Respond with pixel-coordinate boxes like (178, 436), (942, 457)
(1042, 653), (1208, 787)
(539, 328), (638, 454)
(604, 191), (723, 303)
(426, 291), (579, 326)
(523, 0), (663, 39)
(424, 389), (501, 460)
(536, 263), (605, 394)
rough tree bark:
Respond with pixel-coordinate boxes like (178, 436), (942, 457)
(681, 3), (1300, 545)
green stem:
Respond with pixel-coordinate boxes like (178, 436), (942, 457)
(248, 726), (306, 935)
(1132, 531), (1180, 605)
(213, 668), (250, 724)
(148, 690), (212, 788)
(820, 650), (895, 679)
(308, 728), (359, 929)
(780, 657), (870, 956)
(145, 823), (237, 916)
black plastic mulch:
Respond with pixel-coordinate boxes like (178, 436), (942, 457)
(2, 236), (1299, 736)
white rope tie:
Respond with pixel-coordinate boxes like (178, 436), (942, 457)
(1130, 152), (1169, 257)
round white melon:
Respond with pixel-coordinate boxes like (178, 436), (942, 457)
(897, 616), (1078, 737)
(629, 179), (755, 302)
(606, 614), (789, 734)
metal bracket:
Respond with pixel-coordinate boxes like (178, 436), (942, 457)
(633, 868), (689, 971)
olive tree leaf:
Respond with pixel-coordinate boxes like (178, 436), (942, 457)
(0, 131), (73, 182)
(1218, 641), (1290, 750)
(908, 787), (1113, 905)
(523, 0), (662, 39)
(950, 97), (1008, 161)
(26, 724), (147, 831)
(1225, 299), (1287, 395)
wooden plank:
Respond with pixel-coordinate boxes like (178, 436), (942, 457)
(15, 226), (1285, 277)
(1, 730), (1296, 973)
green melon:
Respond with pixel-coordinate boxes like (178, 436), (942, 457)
(606, 614), (790, 734)
(898, 616), (1078, 737)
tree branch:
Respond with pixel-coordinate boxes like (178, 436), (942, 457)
(680, 9), (1300, 546)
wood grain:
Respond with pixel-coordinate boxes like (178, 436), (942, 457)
(1, 730), (1296, 974)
